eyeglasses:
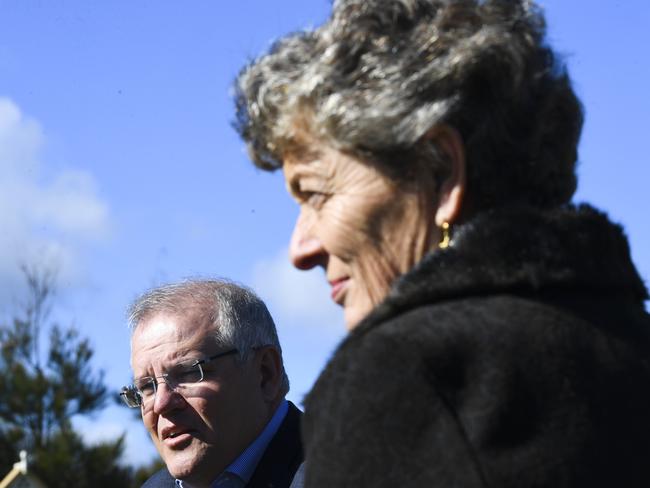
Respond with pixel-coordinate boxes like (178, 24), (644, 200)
(120, 348), (239, 408)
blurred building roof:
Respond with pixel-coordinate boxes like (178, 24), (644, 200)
(0, 451), (46, 488)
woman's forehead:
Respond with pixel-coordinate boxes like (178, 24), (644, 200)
(283, 145), (328, 186)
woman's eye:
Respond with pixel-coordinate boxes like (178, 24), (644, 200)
(303, 192), (327, 208)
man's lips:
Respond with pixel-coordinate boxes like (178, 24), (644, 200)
(160, 426), (196, 449)
(329, 278), (349, 304)
(164, 432), (193, 449)
(161, 426), (194, 444)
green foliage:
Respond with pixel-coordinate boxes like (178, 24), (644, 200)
(0, 429), (20, 477)
(0, 266), (159, 487)
(0, 321), (107, 451)
(31, 430), (134, 488)
(0, 267), (106, 452)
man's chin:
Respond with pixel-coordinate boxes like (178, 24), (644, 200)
(164, 449), (222, 486)
(164, 451), (201, 481)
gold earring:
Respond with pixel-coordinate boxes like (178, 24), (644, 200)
(439, 221), (451, 249)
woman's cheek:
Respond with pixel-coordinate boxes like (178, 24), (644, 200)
(356, 246), (403, 305)
(322, 205), (365, 253)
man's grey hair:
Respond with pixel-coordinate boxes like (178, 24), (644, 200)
(235, 0), (583, 213)
(128, 278), (289, 395)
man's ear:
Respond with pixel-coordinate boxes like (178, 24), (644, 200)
(256, 346), (283, 402)
(426, 124), (466, 226)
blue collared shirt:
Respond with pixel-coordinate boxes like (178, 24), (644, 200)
(176, 400), (289, 488)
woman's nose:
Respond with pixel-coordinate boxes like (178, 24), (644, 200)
(289, 211), (326, 270)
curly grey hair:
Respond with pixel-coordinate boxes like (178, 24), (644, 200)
(234, 0), (583, 211)
(128, 279), (289, 395)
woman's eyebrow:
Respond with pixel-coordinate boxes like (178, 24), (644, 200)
(286, 143), (323, 164)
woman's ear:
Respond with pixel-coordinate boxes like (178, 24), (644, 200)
(426, 124), (466, 226)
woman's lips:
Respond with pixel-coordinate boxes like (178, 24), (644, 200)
(329, 278), (349, 304)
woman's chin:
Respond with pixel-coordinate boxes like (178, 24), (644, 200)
(344, 306), (369, 330)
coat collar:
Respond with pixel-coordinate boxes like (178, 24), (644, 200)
(365, 204), (647, 326)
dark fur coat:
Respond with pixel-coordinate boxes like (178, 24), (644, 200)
(302, 204), (650, 487)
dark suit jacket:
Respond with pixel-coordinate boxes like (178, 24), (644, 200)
(142, 401), (303, 488)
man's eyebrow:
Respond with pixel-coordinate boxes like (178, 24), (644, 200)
(172, 353), (206, 365)
(132, 351), (201, 375)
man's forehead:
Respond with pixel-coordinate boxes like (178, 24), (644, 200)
(130, 311), (218, 358)
(131, 316), (223, 377)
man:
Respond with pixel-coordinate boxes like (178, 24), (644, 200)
(121, 279), (304, 488)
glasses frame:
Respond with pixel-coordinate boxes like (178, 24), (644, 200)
(120, 348), (239, 408)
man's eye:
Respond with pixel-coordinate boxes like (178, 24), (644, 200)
(138, 380), (155, 394)
(174, 368), (202, 384)
(177, 369), (196, 379)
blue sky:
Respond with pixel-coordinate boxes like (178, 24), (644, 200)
(1, 0), (648, 467)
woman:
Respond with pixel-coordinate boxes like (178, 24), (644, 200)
(234, 0), (650, 486)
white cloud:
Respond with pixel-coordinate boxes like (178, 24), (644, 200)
(75, 417), (125, 446)
(0, 97), (110, 308)
(252, 248), (347, 404)
(251, 247), (343, 330)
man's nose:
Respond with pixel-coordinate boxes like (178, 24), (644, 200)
(152, 381), (184, 416)
(289, 210), (325, 270)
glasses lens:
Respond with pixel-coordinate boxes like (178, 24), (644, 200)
(120, 386), (142, 408)
(169, 363), (203, 388)
(126, 362), (208, 409)
(134, 377), (157, 401)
